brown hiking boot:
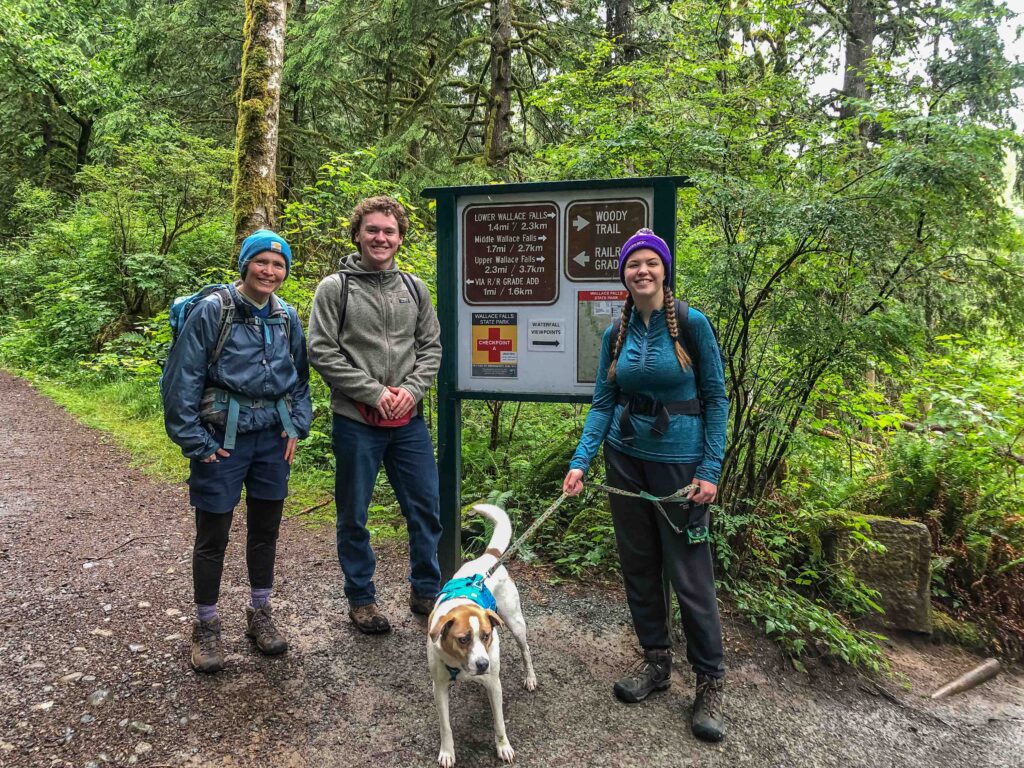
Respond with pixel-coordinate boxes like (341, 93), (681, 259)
(190, 617), (224, 673)
(245, 604), (288, 655)
(613, 648), (672, 703)
(349, 602), (391, 634)
(409, 587), (436, 616)
(691, 674), (726, 742)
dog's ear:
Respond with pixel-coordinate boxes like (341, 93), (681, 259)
(430, 613), (455, 643)
(484, 610), (505, 631)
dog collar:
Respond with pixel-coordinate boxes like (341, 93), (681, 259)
(436, 574), (497, 612)
(446, 664), (460, 682)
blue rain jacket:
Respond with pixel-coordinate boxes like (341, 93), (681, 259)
(161, 284), (312, 460)
(569, 306), (729, 484)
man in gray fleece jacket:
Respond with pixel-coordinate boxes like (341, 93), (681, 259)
(308, 195), (443, 634)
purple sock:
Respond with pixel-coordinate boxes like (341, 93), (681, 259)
(196, 603), (218, 622)
(250, 588), (271, 609)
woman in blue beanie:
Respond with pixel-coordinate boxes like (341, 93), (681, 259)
(562, 228), (729, 741)
(162, 229), (312, 673)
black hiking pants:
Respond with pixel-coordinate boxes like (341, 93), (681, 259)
(192, 497), (284, 605)
(605, 446), (725, 678)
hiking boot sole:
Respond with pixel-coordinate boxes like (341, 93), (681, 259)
(612, 679), (670, 703)
(190, 654), (224, 674)
(246, 632), (288, 655)
(348, 609), (391, 634)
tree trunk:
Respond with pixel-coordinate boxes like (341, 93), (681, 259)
(484, 0), (513, 168)
(839, 0), (876, 123)
(232, 0), (288, 245)
(606, 0), (637, 65)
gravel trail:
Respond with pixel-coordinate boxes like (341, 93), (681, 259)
(0, 370), (1020, 768)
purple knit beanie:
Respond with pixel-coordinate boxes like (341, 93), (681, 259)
(618, 228), (672, 283)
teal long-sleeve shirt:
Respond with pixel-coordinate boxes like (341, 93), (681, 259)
(569, 305), (729, 484)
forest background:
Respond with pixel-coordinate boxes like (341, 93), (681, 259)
(1, 0), (1022, 672)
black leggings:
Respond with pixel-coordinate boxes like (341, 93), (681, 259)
(192, 497), (284, 606)
(605, 446), (725, 678)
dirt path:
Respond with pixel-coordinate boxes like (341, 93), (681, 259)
(0, 370), (1021, 768)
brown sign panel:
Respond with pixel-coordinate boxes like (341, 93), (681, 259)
(463, 202), (558, 305)
(564, 199), (649, 281)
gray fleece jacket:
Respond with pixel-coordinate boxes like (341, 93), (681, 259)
(307, 252), (441, 424)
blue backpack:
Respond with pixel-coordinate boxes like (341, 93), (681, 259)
(168, 285), (236, 363)
(166, 283), (293, 363)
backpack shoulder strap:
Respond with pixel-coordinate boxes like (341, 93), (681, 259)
(335, 272), (350, 329)
(675, 299), (693, 353)
(399, 271), (421, 308)
(209, 287), (235, 363)
(269, 294), (294, 347)
(674, 298), (706, 391)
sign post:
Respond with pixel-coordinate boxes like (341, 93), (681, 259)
(422, 177), (691, 577)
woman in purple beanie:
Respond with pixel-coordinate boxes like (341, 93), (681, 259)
(562, 228), (730, 742)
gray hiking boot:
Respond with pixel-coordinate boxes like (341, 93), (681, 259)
(613, 648), (672, 703)
(245, 604), (288, 655)
(409, 587), (436, 616)
(691, 674), (726, 742)
(190, 617), (224, 673)
(349, 602), (391, 634)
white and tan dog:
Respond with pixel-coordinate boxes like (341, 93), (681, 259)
(427, 503), (537, 767)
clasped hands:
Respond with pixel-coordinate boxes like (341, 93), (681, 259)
(376, 385), (415, 421)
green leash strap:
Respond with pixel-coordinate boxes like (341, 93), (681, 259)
(592, 482), (709, 543)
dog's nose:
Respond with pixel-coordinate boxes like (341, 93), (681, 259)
(474, 658), (490, 674)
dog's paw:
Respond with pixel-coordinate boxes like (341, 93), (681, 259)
(523, 673), (537, 691)
(437, 747), (456, 768)
(495, 737), (515, 763)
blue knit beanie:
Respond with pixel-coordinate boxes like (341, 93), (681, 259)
(238, 230), (292, 277)
(618, 228), (672, 283)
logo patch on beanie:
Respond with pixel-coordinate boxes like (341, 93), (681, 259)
(271, 241), (282, 252)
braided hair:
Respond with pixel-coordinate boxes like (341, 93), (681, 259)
(606, 286), (691, 382)
(662, 285), (692, 372)
(606, 295), (633, 382)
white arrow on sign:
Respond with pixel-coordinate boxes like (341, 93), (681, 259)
(573, 215), (590, 231)
(544, 211), (556, 218)
(573, 251), (590, 267)
(537, 235), (547, 241)
(465, 279), (476, 285)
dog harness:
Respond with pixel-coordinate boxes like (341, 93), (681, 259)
(436, 574), (497, 612)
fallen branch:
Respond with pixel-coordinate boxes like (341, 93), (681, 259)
(286, 498), (333, 520)
(930, 658), (1001, 700)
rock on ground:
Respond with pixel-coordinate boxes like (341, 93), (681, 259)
(0, 370), (1021, 768)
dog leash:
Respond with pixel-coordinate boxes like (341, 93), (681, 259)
(483, 482), (701, 578)
(484, 492), (570, 578)
(589, 482), (699, 537)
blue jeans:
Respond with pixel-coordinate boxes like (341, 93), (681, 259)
(332, 413), (442, 606)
